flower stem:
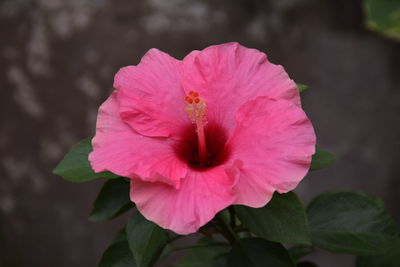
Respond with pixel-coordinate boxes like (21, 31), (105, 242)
(167, 235), (183, 243)
(216, 213), (239, 245)
(228, 206), (237, 229)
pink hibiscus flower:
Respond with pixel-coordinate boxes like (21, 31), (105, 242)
(89, 42), (316, 235)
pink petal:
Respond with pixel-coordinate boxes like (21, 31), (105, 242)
(114, 48), (190, 140)
(226, 96), (315, 207)
(89, 92), (187, 188)
(182, 42), (299, 134)
(130, 166), (236, 235)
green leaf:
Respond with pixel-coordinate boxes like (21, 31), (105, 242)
(53, 138), (118, 182)
(99, 229), (137, 267)
(356, 237), (400, 267)
(297, 83), (308, 93)
(173, 237), (229, 267)
(126, 210), (169, 267)
(307, 191), (398, 255)
(227, 238), (295, 267)
(89, 178), (133, 222)
(310, 146), (335, 171)
(235, 192), (311, 245)
(364, 0), (400, 40)
(287, 245), (314, 261)
(297, 262), (318, 267)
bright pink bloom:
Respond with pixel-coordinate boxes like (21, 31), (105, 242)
(89, 43), (316, 234)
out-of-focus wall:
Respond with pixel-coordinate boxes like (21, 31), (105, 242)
(0, 0), (399, 266)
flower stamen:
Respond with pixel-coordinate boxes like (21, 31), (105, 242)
(185, 91), (208, 165)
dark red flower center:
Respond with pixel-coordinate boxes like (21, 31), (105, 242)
(173, 123), (231, 170)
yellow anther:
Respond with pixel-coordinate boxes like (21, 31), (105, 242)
(184, 91), (207, 127)
(184, 91), (208, 165)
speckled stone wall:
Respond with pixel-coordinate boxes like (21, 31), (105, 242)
(1, 0), (399, 266)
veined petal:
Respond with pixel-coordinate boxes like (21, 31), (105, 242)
(89, 43), (317, 235)
(130, 166), (236, 235)
(182, 42), (299, 133)
(89, 92), (188, 188)
(226, 96), (315, 207)
(114, 48), (190, 140)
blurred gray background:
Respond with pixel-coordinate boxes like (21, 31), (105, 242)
(0, 0), (399, 266)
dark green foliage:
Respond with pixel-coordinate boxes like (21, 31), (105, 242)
(126, 211), (169, 267)
(356, 237), (400, 266)
(227, 238), (295, 267)
(53, 138), (118, 182)
(173, 237), (229, 267)
(235, 192), (311, 245)
(310, 146), (336, 171)
(297, 83), (309, 93)
(89, 178), (133, 222)
(288, 245), (314, 261)
(99, 229), (137, 267)
(307, 191), (398, 255)
(297, 262), (318, 267)
(364, 0), (400, 40)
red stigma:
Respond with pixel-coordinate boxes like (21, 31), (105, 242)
(185, 96), (193, 104)
(185, 91), (202, 105)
